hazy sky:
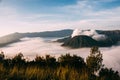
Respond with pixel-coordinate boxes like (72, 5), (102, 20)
(0, 0), (120, 36)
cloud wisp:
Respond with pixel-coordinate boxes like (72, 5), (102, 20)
(0, 0), (120, 36)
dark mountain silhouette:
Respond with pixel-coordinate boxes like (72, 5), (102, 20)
(61, 35), (119, 48)
(58, 30), (120, 48)
(62, 35), (98, 48)
(98, 38), (118, 47)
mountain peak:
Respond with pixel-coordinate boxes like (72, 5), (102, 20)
(62, 35), (98, 48)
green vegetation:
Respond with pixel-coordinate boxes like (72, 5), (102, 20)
(0, 47), (119, 80)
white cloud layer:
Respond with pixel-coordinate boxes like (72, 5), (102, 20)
(1, 37), (120, 73)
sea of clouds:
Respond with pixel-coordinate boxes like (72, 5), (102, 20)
(0, 37), (120, 73)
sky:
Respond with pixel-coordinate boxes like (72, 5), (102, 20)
(0, 0), (120, 36)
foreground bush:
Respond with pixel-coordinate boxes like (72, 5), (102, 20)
(0, 47), (119, 80)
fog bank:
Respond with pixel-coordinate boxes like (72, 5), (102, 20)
(0, 37), (120, 73)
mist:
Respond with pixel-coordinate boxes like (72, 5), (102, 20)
(71, 29), (107, 41)
(0, 37), (120, 73)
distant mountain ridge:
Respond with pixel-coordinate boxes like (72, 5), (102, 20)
(22, 29), (73, 37)
(0, 29), (120, 47)
(0, 33), (23, 47)
(0, 29), (72, 47)
(57, 30), (120, 48)
(97, 30), (120, 42)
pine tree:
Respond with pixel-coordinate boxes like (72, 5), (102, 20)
(86, 46), (103, 74)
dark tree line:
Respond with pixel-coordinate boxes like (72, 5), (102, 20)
(0, 47), (119, 80)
